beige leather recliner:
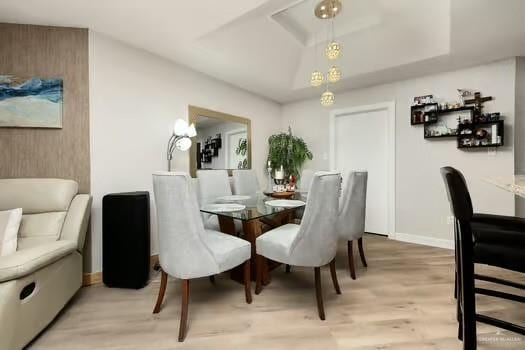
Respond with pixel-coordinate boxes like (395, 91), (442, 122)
(0, 179), (92, 349)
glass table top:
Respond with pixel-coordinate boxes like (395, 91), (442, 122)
(199, 192), (306, 221)
(485, 175), (525, 198)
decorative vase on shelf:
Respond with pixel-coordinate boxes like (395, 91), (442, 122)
(266, 161), (274, 194)
(273, 165), (285, 186)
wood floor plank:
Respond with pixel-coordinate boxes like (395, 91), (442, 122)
(27, 235), (525, 349)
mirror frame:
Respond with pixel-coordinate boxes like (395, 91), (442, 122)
(189, 105), (252, 177)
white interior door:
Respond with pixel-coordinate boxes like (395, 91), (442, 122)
(226, 129), (247, 169)
(332, 107), (389, 235)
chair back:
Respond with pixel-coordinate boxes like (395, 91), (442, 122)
(290, 172), (341, 266)
(440, 167), (473, 222)
(298, 169), (314, 193)
(337, 171), (368, 240)
(196, 170), (232, 205)
(152, 172), (218, 279)
(232, 169), (260, 195)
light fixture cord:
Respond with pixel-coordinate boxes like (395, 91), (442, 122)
(325, 7), (331, 92)
(331, 10), (335, 41)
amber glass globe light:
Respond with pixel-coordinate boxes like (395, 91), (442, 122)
(310, 70), (325, 87)
(327, 66), (341, 83)
(326, 41), (341, 60)
(320, 90), (335, 106)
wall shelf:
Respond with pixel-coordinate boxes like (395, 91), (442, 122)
(457, 120), (504, 149)
(424, 107), (474, 139)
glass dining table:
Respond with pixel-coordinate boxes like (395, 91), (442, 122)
(484, 175), (525, 198)
(200, 193), (306, 283)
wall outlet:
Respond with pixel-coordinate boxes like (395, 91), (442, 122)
(322, 153), (328, 160)
(446, 215), (455, 225)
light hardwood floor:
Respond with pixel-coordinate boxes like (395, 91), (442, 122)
(28, 235), (524, 349)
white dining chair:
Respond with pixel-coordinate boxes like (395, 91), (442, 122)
(255, 172), (342, 320)
(337, 171), (368, 279)
(196, 169), (240, 232)
(298, 169), (315, 195)
(152, 172), (252, 342)
(232, 169), (260, 195)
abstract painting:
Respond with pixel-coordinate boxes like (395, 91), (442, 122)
(0, 75), (63, 128)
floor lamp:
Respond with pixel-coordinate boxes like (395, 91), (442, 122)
(167, 119), (197, 171)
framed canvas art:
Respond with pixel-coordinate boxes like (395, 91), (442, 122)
(0, 75), (63, 128)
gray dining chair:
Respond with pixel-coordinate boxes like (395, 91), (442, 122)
(232, 169), (260, 195)
(196, 169), (241, 232)
(255, 172), (342, 320)
(298, 168), (315, 195)
(337, 171), (368, 279)
(152, 172), (252, 342)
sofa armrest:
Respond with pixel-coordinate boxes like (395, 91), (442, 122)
(0, 240), (77, 282)
(60, 194), (92, 251)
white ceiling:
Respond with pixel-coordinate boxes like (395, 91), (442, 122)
(1, 0), (525, 103)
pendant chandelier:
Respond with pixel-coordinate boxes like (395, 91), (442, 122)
(310, 0), (342, 107)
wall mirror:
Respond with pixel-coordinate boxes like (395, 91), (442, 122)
(189, 105), (251, 177)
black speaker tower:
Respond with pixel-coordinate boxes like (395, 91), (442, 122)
(102, 191), (150, 289)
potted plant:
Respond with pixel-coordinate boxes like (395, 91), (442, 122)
(267, 127), (313, 179)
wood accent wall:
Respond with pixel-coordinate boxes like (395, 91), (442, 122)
(0, 23), (90, 193)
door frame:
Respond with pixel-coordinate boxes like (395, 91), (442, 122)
(329, 101), (396, 237)
(224, 128), (248, 170)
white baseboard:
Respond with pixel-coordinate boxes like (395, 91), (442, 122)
(391, 232), (454, 250)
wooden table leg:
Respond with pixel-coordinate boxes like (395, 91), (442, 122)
(218, 216), (236, 235)
(242, 220), (270, 284)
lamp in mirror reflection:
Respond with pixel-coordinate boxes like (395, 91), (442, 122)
(167, 118), (196, 171)
(310, 70), (325, 87)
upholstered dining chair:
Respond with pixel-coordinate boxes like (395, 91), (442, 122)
(152, 172), (252, 342)
(255, 172), (342, 320)
(440, 167), (525, 350)
(337, 171), (368, 279)
(232, 169), (260, 195)
(298, 168), (315, 199)
(196, 169), (240, 232)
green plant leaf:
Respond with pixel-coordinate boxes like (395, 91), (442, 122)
(266, 127), (313, 179)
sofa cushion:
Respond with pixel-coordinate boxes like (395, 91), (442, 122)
(0, 179), (78, 214)
(17, 212), (67, 250)
(0, 208), (22, 256)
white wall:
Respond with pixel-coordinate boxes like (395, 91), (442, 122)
(282, 59), (518, 243)
(89, 32), (281, 273)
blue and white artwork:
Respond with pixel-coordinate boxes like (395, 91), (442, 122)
(0, 75), (63, 128)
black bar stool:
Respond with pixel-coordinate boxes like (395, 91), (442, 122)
(440, 166), (525, 350)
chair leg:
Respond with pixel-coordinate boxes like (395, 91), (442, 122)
(244, 260), (252, 304)
(329, 259), (342, 294)
(178, 280), (190, 342)
(209, 275), (216, 284)
(347, 241), (356, 280)
(285, 264), (291, 273)
(255, 255), (264, 295)
(314, 267), (325, 320)
(153, 270), (168, 314)
(358, 237), (368, 267)
(458, 223), (476, 350)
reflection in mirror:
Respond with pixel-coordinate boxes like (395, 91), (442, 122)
(195, 117), (248, 170)
(189, 106), (251, 177)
